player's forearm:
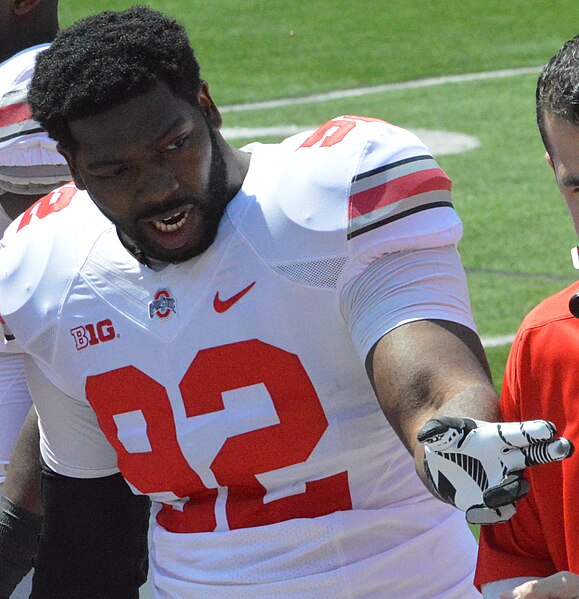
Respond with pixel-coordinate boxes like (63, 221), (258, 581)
(410, 394), (497, 503)
(411, 382), (499, 471)
(0, 409), (43, 597)
(3, 407), (43, 515)
(427, 382), (500, 423)
(31, 466), (150, 598)
(368, 318), (498, 457)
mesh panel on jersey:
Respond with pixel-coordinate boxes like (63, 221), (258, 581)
(27, 324), (57, 366)
(271, 256), (348, 288)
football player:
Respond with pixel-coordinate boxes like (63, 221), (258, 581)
(0, 7), (573, 598)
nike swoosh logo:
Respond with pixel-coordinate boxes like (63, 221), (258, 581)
(213, 281), (256, 313)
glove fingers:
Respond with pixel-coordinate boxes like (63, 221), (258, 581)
(498, 420), (556, 447)
(499, 438), (573, 472)
(521, 437), (574, 466)
(466, 503), (516, 525)
(483, 472), (529, 508)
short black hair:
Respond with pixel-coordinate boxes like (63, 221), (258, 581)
(536, 34), (579, 155)
(28, 6), (202, 151)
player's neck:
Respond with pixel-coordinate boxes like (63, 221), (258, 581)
(116, 230), (168, 272)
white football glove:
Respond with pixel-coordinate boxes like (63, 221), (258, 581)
(417, 417), (574, 525)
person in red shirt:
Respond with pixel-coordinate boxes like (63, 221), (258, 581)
(476, 33), (579, 599)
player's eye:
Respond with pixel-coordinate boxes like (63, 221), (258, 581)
(166, 134), (189, 151)
(94, 167), (127, 180)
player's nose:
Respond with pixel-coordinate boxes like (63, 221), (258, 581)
(135, 163), (179, 207)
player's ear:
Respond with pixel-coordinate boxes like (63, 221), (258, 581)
(198, 81), (222, 130)
(545, 151), (555, 171)
(56, 143), (86, 191)
(12, 0), (42, 17)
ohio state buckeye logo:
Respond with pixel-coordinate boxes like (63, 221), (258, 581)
(148, 288), (176, 319)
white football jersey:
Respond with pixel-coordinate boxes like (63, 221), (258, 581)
(0, 117), (480, 597)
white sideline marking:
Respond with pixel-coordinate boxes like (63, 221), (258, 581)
(220, 66), (540, 113)
(481, 333), (516, 348)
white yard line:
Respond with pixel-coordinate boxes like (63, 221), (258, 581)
(481, 333), (516, 348)
(220, 66), (540, 113)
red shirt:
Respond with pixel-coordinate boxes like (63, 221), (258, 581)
(475, 281), (579, 588)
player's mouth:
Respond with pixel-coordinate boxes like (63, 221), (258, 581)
(140, 204), (203, 253)
(150, 209), (189, 233)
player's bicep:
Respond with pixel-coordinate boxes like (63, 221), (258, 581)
(24, 355), (119, 478)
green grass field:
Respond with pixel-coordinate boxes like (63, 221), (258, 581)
(58, 1), (578, 391)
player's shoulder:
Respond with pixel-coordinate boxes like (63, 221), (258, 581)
(241, 115), (445, 231)
(287, 116), (457, 249)
(0, 45), (47, 150)
(4, 182), (105, 239)
(506, 282), (579, 418)
(0, 43), (64, 181)
(0, 184), (111, 317)
(280, 116), (453, 233)
(234, 115), (458, 266)
(259, 115), (434, 185)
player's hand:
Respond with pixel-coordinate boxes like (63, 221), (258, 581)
(499, 572), (579, 598)
(417, 417), (573, 525)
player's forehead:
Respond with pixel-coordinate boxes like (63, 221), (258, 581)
(69, 82), (202, 164)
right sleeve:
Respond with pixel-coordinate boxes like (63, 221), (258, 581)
(339, 244), (476, 363)
(24, 355), (120, 478)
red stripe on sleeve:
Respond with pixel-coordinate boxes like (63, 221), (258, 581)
(349, 168), (451, 219)
(0, 102), (33, 127)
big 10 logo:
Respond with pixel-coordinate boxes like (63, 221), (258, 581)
(70, 319), (116, 351)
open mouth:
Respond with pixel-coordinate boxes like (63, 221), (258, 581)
(149, 209), (190, 233)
